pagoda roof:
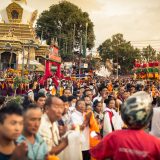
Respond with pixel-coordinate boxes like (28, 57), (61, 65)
(35, 45), (50, 57)
(0, 31), (20, 42)
(0, 23), (35, 41)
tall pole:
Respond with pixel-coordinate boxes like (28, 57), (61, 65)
(79, 56), (81, 80)
(22, 44), (25, 79)
(72, 24), (76, 63)
(9, 45), (13, 68)
(41, 29), (43, 44)
(27, 44), (30, 71)
(84, 22), (88, 57)
(73, 24), (76, 50)
(116, 53), (118, 79)
(65, 41), (67, 54)
(27, 40), (34, 73)
(59, 27), (62, 49)
(79, 36), (82, 79)
(28, 43), (31, 74)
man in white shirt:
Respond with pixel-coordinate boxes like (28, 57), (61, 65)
(93, 87), (108, 112)
(103, 99), (123, 136)
(71, 99), (91, 160)
(38, 96), (68, 157)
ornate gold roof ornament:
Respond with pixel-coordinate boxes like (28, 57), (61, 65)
(29, 10), (38, 26)
(0, 28), (20, 41)
(6, 2), (23, 23)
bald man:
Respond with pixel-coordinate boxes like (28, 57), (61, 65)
(38, 96), (68, 156)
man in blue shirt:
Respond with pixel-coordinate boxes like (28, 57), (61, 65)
(17, 103), (48, 160)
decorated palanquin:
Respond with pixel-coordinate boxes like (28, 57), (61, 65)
(133, 60), (159, 79)
(39, 41), (63, 87)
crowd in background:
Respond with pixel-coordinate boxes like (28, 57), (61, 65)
(1, 76), (160, 160)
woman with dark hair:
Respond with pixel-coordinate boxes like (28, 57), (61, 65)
(92, 100), (104, 136)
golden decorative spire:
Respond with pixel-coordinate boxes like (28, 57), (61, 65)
(12, 0), (27, 4)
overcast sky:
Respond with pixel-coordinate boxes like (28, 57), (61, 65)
(1, 0), (160, 51)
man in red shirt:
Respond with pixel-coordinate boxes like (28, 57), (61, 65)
(90, 91), (160, 160)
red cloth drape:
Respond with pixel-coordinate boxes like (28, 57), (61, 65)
(45, 61), (52, 78)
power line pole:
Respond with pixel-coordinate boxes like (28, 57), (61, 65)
(83, 22), (88, 57)
(22, 44), (25, 79)
(73, 24), (76, 50)
(79, 36), (83, 79)
(72, 24), (76, 64)
(116, 54), (118, 79)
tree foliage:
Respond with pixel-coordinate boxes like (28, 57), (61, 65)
(98, 33), (141, 74)
(142, 45), (156, 61)
(36, 1), (95, 61)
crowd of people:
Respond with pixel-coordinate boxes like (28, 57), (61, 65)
(0, 76), (160, 160)
(0, 71), (42, 96)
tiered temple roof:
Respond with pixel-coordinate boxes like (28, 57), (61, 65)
(0, 0), (53, 72)
(35, 45), (50, 57)
(0, 23), (35, 41)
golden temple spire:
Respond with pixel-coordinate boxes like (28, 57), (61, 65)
(12, 0), (27, 4)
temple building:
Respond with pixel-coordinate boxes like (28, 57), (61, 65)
(0, 0), (49, 71)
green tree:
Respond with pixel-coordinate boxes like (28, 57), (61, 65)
(98, 33), (141, 74)
(142, 45), (156, 61)
(156, 52), (160, 61)
(36, 1), (95, 61)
